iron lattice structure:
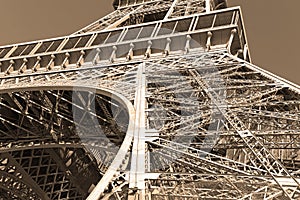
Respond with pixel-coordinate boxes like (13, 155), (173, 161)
(0, 0), (300, 199)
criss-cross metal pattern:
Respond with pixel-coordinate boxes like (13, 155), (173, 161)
(0, 0), (299, 199)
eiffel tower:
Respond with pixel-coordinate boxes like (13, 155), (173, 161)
(0, 0), (300, 199)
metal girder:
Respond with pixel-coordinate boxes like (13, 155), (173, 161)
(188, 68), (300, 199)
(0, 53), (299, 199)
(129, 63), (147, 195)
(0, 6), (248, 78)
(146, 173), (282, 199)
(148, 138), (267, 175)
(0, 1), (300, 199)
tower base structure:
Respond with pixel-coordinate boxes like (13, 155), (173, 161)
(0, 0), (300, 199)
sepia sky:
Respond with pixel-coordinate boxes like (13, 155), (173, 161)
(0, 0), (299, 84)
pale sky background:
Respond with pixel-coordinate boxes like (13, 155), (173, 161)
(0, 0), (299, 84)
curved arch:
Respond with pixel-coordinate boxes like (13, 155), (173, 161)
(0, 84), (136, 199)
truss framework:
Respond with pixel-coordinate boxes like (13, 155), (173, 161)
(0, 0), (300, 200)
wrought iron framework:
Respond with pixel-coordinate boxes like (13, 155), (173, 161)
(0, 0), (299, 199)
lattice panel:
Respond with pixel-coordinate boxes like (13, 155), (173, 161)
(0, 1), (299, 199)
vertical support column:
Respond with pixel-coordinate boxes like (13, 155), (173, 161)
(127, 43), (135, 61)
(185, 35), (191, 54)
(243, 44), (249, 60)
(206, 31), (213, 51)
(144, 41), (152, 59)
(163, 38), (172, 57)
(110, 46), (117, 63)
(206, 0), (211, 12)
(227, 29), (237, 54)
(129, 63), (147, 199)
